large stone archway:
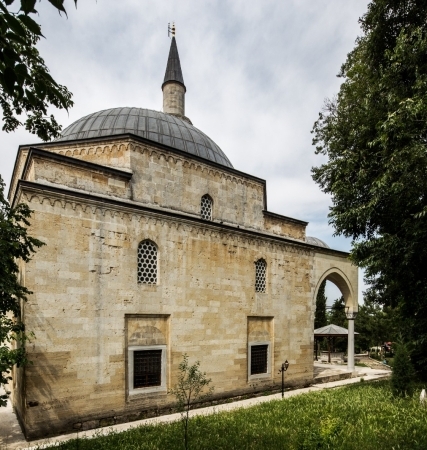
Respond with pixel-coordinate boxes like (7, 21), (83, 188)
(313, 258), (359, 372)
(314, 267), (357, 312)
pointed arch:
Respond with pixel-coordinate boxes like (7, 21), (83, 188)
(314, 267), (357, 311)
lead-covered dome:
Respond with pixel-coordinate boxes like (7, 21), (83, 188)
(306, 236), (330, 248)
(56, 107), (233, 168)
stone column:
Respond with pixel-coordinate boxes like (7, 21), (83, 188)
(347, 317), (355, 372)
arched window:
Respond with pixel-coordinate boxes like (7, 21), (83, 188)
(137, 240), (158, 284)
(255, 259), (267, 293)
(200, 194), (213, 220)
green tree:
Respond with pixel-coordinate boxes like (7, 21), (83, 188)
(0, 175), (44, 406)
(355, 299), (398, 353)
(315, 280), (328, 329)
(170, 354), (214, 450)
(391, 340), (415, 397)
(327, 296), (346, 328)
(327, 296), (347, 352)
(1, 0), (75, 141)
(312, 0), (427, 377)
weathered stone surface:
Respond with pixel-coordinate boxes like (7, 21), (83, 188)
(8, 136), (358, 439)
(163, 83), (185, 116)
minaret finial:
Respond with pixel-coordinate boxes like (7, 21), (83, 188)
(168, 22), (176, 38)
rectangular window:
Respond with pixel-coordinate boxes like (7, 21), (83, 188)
(248, 341), (271, 380)
(250, 344), (268, 375)
(128, 345), (166, 395)
(134, 350), (162, 388)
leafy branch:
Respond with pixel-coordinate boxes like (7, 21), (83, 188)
(0, 0), (77, 141)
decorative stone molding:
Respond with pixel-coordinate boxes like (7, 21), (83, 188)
(20, 186), (314, 257)
(43, 139), (256, 187)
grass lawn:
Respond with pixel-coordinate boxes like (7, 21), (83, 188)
(43, 381), (427, 450)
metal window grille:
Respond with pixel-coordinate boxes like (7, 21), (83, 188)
(133, 350), (162, 388)
(251, 344), (268, 375)
(255, 259), (266, 292)
(137, 240), (157, 284)
(200, 195), (212, 220)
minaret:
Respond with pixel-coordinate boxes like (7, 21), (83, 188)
(162, 24), (189, 122)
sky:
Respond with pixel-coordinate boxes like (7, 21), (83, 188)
(0, 0), (370, 305)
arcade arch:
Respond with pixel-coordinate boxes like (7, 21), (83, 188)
(314, 267), (357, 311)
(314, 267), (358, 371)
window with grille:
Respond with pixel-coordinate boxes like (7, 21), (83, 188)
(134, 350), (162, 388)
(137, 240), (157, 284)
(128, 345), (166, 394)
(200, 194), (213, 220)
(255, 259), (267, 292)
(250, 344), (268, 375)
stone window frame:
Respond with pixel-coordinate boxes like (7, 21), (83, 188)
(248, 341), (271, 381)
(128, 345), (167, 395)
(255, 258), (267, 293)
(137, 239), (159, 285)
(200, 194), (213, 221)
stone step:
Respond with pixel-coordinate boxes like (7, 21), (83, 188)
(314, 370), (366, 384)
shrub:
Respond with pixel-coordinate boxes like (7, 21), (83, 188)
(169, 354), (213, 450)
(391, 342), (415, 397)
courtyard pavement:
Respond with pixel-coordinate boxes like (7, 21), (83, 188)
(0, 362), (391, 450)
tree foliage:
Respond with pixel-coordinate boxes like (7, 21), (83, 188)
(314, 280), (328, 330)
(312, 0), (427, 376)
(326, 296), (347, 352)
(169, 354), (213, 450)
(327, 296), (346, 329)
(0, 175), (44, 406)
(0, 0), (75, 141)
(355, 299), (398, 353)
(391, 340), (415, 397)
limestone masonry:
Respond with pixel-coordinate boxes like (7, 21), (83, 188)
(8, 35), (358, 439)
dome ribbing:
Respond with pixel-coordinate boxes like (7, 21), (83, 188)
(56, 107), (233, 168)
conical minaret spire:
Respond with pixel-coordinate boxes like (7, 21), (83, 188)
(162, 36), (186, 89)
(162, 25), (188, 120)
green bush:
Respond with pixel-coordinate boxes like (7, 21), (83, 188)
(391, 342), (415, 397)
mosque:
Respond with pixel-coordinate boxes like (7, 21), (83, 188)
(8, 31), (358, 439)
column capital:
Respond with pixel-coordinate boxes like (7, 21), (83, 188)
(345, 308), (358, 320)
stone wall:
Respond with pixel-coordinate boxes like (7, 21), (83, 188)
(26, 153), (131, 199)
(9, 138), (357, 439)
(263, 213), (306, 240)
(15, 185), (317, 438)
(10, 138), (306, 241)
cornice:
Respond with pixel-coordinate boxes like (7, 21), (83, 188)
(12, 138), (267, 201)
(15, 180), (349, 258)
(22, 147), (133, 181)
(17, 132), (266, 185)
(128, 142), (264, 191)
(263, 210), (308, 226)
